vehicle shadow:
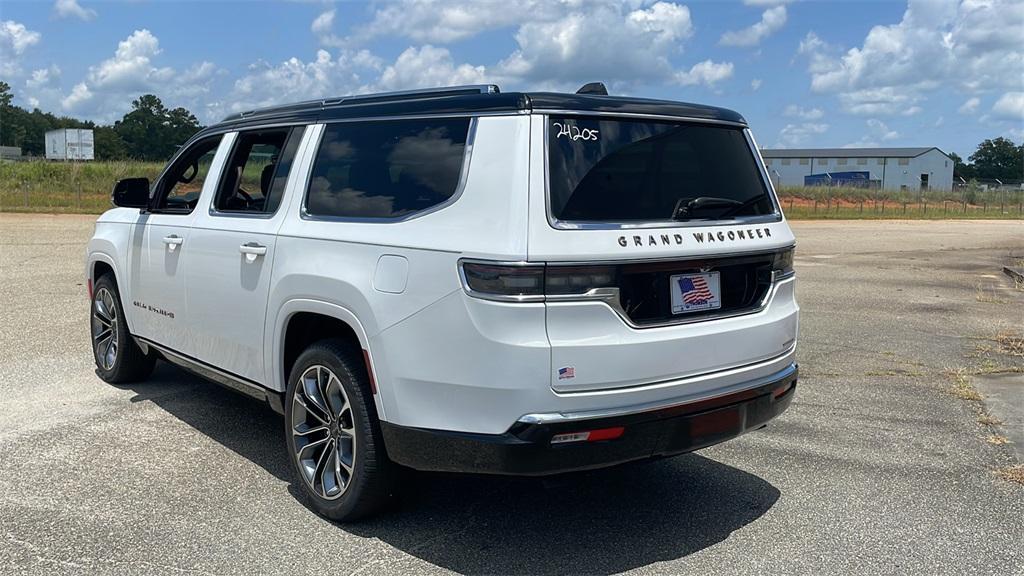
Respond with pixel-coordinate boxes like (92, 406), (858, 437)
(128, 362), (781, 575)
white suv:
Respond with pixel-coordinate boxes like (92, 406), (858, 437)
(87, 84), (799, 520)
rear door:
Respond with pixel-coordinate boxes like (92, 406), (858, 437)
(526, 114), (797, 392)
(185, 126), (306, 384)
(128, 135), (226, 352)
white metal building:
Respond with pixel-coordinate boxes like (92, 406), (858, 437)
(45, 128), (95, 161)
(760, 147), (954, 191)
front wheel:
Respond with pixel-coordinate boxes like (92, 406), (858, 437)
(285, 339), (394, 521)
(91, 274), (155, 383)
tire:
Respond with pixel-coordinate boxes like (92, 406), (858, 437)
(91, 274), (156, 383)
(284, 338), (394, 521)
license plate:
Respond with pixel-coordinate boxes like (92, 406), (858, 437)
(670, 272), (722, 314)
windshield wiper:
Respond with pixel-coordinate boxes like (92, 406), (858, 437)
(672, 196), (743, 221)
(716, 194), (768, 219)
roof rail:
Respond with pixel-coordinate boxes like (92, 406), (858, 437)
(227, 84), (500, 122)
(322, 84), (500, 108)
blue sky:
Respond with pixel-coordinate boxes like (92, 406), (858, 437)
(1, 0), (1022, 157)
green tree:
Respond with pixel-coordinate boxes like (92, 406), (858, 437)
(114, 95), (202, 161)
(948, 152), (975, 180)
(969, 137), (1023, 181)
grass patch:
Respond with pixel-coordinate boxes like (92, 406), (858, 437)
(945, 368), (983, 401)
(986, 434), (1011, 445)
(995, 465), (1024, 485)
(975, 284), (1008, 304)
(977, 414), (1003, 426)
(0, 160), (166, 213)
(994, 331), (1024, 358)
(777, 186), (1024, 221)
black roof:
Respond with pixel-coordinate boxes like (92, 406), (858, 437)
(213, 85), (746, 131)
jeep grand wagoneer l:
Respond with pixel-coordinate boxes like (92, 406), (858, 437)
(87, 84), (798, 520)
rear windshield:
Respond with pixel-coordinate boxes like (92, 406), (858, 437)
(547, 116), (774, 223)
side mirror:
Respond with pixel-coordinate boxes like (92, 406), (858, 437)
(112, 178), (150, 209)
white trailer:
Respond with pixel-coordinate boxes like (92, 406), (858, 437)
(44, 129), (95, 161)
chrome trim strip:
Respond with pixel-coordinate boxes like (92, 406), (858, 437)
(457, 247), (796, 328)
(299, 117), (479, 224)
(517, 362), (798, 425)
(138, 337), (279, 408)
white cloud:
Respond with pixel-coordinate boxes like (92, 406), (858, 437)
(497, 2), (696, 86)
(743, 0), (793, 5)
(720, 6), (787, 48)
(958, 96), (980, 114)
(0, 20), (42, 77)
(345, 1), (709, 89)
(1, 20), (41, 54)
(54, 0), (96, 21)
(992, 92), (1024, 120)
(776, 122), (828, 148)
(311, 9), (335, 35)
(26, 65), (60, 90)
(353, 0), (565, 44)
(797, 0), (1024, 117)
(751, 78), (762, 91)
(784, 105), (824, 120)
(866, 118), (899, 141)
(673, 60), (734, 87)
(228, 49), (383, 115)
(57, 29), (219, 122)
(377, 45), (488, 91)
(62, 82), (92, 110)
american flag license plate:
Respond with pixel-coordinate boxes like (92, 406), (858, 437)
(670, 272), (722, 314)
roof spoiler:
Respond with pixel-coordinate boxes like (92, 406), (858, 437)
(576, 82), (609, 96)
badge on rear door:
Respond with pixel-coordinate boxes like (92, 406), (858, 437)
(670, 272), (722, 314)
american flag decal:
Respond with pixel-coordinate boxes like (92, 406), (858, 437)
(558, 366), (575, 380)
(678, 276), (713, 305)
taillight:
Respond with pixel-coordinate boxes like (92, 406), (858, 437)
(460, 262), (545, 301)
(544, 265), (616, 295)
(460, 261), (619, 301)
(772, 247), (795, 278)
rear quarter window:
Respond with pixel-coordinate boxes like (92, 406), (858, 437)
(305, 118), (471, 219)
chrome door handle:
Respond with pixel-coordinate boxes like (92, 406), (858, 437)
(239, 242), (267, 262)
(162, 234), (183, 252)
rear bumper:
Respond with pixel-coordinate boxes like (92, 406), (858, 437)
(381, 363), (797, 475)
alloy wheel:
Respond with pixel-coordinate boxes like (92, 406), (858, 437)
(91, 287), (119, 371)
(291, 365), (357, 500)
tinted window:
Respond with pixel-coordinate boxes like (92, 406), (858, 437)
(214, 128), (300, 214)
(156, 136), (222, 213)
(306, 118), (471, 219)
(548, 117), (773, 222)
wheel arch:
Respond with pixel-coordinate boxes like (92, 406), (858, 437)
(271, 299), (384, 420)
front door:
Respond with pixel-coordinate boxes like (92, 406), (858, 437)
(185, 127), (306, 384)
(128, 135), (226, 352)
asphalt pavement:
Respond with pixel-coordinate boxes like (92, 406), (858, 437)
(0, 214), (1022, 575)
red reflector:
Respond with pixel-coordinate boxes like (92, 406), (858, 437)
(772, 382), (794, 399)
(362, 349), (377, 395)
(586, 426), (625, 442)
(87, 278), (93, 299)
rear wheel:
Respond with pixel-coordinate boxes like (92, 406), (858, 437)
(91, 274), (155, 383)
(285, 339), (394, 521)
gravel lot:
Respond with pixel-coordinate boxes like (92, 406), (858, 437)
(1, 214), (1022, 575)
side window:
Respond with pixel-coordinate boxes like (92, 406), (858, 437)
(214, 128), (300, 214)
(305, 118), (471, 219)
(154, 136), (223, 213)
